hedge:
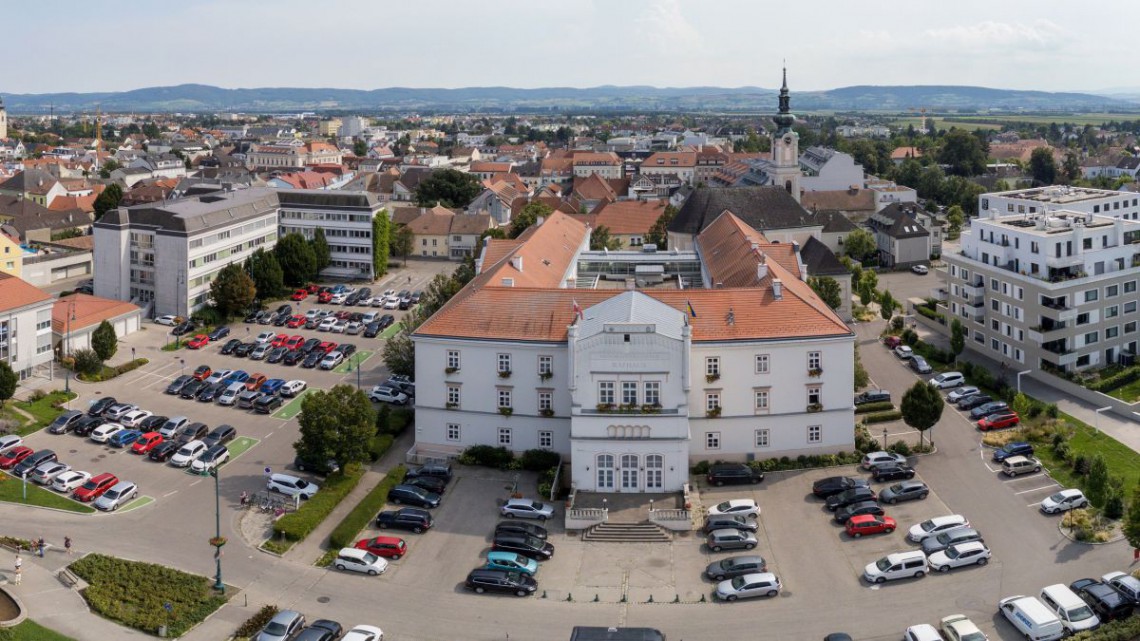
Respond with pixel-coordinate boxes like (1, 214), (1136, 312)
(368, 434), (394, 462)
(234, 605), (278, 639)
(693, 451), (865, 475)
(328, 465), (407, 549)
(387, 408), (413, 435)
(458, 445), (515, 468)
(861, 410), (903, 423)
(273, 464), (365, 542)
(855, 401), (895, 414)
(1087, 366), (1140, 393)
(77, 357), (150, 382)
(1070, 613), (1140, 641)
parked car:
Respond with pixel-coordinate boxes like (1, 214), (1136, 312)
(939, 615), (988, 641)
(706, 463), (764, 486)
(812, 476), (870, 499)
(179, 380), (206, 399)
(266, 347), (289, 364)
(187, 334), (211, 349)
(1102, 571), (1140, 605)
(846, 514), (897, 538)
(402, 475), (446, 495)
(872, 465), (916, 482)
(1070, 578), (1135, 622)
(131, 432), (164, 455)
(90, 423), (124, 444)
(0, 446), (34, 470)
(883, 335), (902, 349)
(978, 411), (1020, 431)
(715, 572), (782, 601)
(283, 350), (307, 366)
(928, 541), (991, 572)
(706, 555), (767, 581)
(320, 352), (345, 370)
(706, 529), (758, 552)
(73, 472), (118, 502)
(155, 314), (178, 326)
(833, 501), (886, 523)
(465, 568), (537, 597)
(72, 416), (106, 437)
(485, 551), (539, 576)
(908, 515), (970, 542)
(947, 386), (980, 403)
(362, 322), (381, 338)
(171, 320), (196, 336)
(969, 401), (1010, 420)
(853, 390), (891, 406)
(375, 508), (433, 533)
(109, 429), (143, 448)
(173, 422), (209, 445)
(879, 481), (930, 504)
(30, 461), (71, 485)
(911, 264), (929, 275)
(249, 343), (272, 360)
(992, 441), (1034, 462)
(148, 441), (179, 462)
(1041, 489), (1089, 514)
(354, 536), (407, 560)
(495, 520), (548, 540)
(207, 326), (231, 341)
(281, 380), (307, 397)
(909, 356), (933, 374)
(119, 409), (153, 428)
(826, 487), (877, 511)
(87, 396), (118, 416)
(190, 445), (230, 473)
(332, 548), (388, 576)
(234, 342), (256, 357)
(491, 532), (554, 560)
(0, 435), (21, 455)
(51, 470), (91, 493)
(894, 345), (913, 359)
(197, 382), (228, 403)
(903, 625), (942, 641)
(302, 351), (324, 368)
(707, 499), (761, 518)
(48, 410), (85, 434)
(957, 393), (993, 410)
(202, 425), (237, 448)
(225, 369), (251, 385)
(255, 610), (306, 641)
(929, 372), (965, 389)
(293, 620), (342, 641)
(170, 440), (208, 467)
(388, 484), (440, 509)
(166, 375), (194, 395)
(253, 394), (284, 414)
(368, 385), (408, 405)
(921, 527), (984, 554)
(293, 455), (339, 476)
(94, 480), (138, 511)
(139, 415), (168, 432)
(861, 451), (908, 470)
(267, 473), (319, 499)
(704, 515), (759, 533)
(405, 462), (452, 482)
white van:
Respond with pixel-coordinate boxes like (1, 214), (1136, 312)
(218, 382), (245, 407)
(1039, 584), (1100, 635)
(929, 372), (965, 389)
(862, 550), (928, 584)
(998, 595), (1065, 641)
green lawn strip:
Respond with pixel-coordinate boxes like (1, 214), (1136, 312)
(314, 548), (337, 567)
(117, 496), (154, 513)
(69, 553), (228, 637)
(0, 475), (96, 513)
(7, 620), (77, 641)
(333, 350), (373, 374)
(260, 538), (294, 555)
(272, 465), (366, 544)
(274, 389), (313, 420)
(227, 436), (259, 459)
(379, 322), (403, 339)
(327, 464), (406, 550)
(0, 390), (79, 436)
(1104, 378), (1140, 402)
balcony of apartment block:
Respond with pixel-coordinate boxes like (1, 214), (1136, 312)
(1027, 320), (1068, 345)
(1040, 296), (1078, 323)
(1041, 340), (1077, 366)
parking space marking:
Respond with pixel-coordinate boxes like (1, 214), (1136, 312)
(164, 490), (179, 497)
(333, 350), (373, 374)
(1014, 484), (1058, 495)
(275, 389), (313, 420)
(117, 495), (154, 512)
(227, 437), (259, 460)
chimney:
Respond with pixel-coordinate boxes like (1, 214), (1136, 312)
(756, 263), (768, 282)
(771, 278), (783, 300)
(536, 216), (545, 226)
(792, 240), (800, 254)
(510, 255), (523, 272)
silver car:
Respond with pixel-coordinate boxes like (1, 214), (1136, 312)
(500, 498), (555, 520)
(879, 481), (930, 504)
(715, 572), (781, 601)
(707, 529), (758, 552)
(30, 461), (71, 485)
(255, 610), (305, 641)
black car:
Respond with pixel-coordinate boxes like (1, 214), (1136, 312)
(293, 455), (340, 476)
(179, 379), (206, 399)
(833, 501), (885, 523)
(957, 394), (993, 410)
(872, 465), (916, 482)
(386, 379), (415, 398)
(273, 314), (290, 327)
(48, 410), (85, 434)
(388, 484), (440, 508)
(148, 441), (179, 462)
(410, 291), (422, 304)
(491, 532), (554, 560)
(704, 515), (759, 533)
(300, 338), (321, 353)
(1070, 578), (1135, 622)
(362, 322), (381, 338)
(377, 314), (395, 330)
(166, 375), (194, 395)
(243, 310), (263, 323)
(197, 382), (228, 402)
(969, 401), (1010, 420)
(826, 487), (878, 511)
(465, 568), (537, 597)
(812, 476), (870, 499)
(220, 338), (242, 355)
(301, 351), (324, 368)
(356, 287), (372, 303)
(706, 463), (765, 487)
(294, 620), (343, 641)
(202, 425), (237, 448)
(171, 320), (196, 336)
(234, 342), (257, 357)
(253, 394), (284, 414)
(405, 462), (453, 483)
(276, 304), (292, 317)
(854, 389), (891, 406)
(266, 347), (289, 364)
(375, 507), (433, 533)
(174, 422), (209, 446)
(992, 442), (1035, 462)
(14, 449), (57, 477)
(72, 415), (106, 436)
(494, 520), (548, 540)
(139, 415), (168, 432)
(336, 343), (357, 358)
(208, 326), (231, 341)
(401, 475), (446, 495)
(282, 349), (307, 366)
(87, 396), (118, 417)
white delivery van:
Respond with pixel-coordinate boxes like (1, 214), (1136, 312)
(1039, 584), (1100, 635)
(998, 595), (1065, 641)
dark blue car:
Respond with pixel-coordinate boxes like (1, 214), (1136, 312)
(109, 429), (142, 448)
(992, 441), (1034, 462)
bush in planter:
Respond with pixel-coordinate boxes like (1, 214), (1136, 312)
(458, 445), (514, 468)
(235, 605), (280, 638)
(72, 348), (103, 376)
(891, 317), (904, 331)
(855, 401), (895, 414)
(520, 448), (560, 472)
(889, 440), (912, 456)
(862, 410), (903, 423)
(691, 460), (711, 475)
(1046, 403), (1060, 419)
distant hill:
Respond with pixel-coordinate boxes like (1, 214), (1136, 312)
(1, 83), (1135, 113)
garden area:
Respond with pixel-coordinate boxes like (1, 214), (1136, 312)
(0, 389), (78, 437)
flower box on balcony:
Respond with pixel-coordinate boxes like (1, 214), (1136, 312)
(498, 406), (514, 417)
(806, 403), (823, 413)
(706, 373), (720, 384)
(539, 408), (555, 418)
(539, 372), (553, 382)
(640, 403), (662, 414)
(706, 406), (722, 418)
(808, 368), (823, 378)
(596, 402), (615, 412)
(498, 370), (511, 379)
(445, 402), (459, 410)
(445, 367), (459, 374)
(208, 536), (227, 548)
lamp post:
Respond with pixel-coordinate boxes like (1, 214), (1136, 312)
(356, 358), (362, 390)
(882, 427), (889, 450)
(1016, 369), (1032, 394)
(180, 358), (186, 378)
(209, 468), (225, 594)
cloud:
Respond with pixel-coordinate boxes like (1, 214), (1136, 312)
(921, 19), (1068, 52)
(634, 0), (705, 56)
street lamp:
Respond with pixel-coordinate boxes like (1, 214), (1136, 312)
(1095, 406), (1112, 435)
(1016, 369), (1032, 393)
(180, 358), (186, 378)
(882, 428), (889, 450)
(209, 468), (225, 594)
(356, 358), (362, 390)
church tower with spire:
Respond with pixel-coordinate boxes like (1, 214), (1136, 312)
(0, 95), (8, 140)
(768, 67), (800, 203)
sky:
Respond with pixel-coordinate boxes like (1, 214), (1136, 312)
(5, 0), (1138, 95)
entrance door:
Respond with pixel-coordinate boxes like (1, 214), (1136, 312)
(596, 454), (614, 491)
(620, 454), (639, 491)
(645, 454), (663, 490)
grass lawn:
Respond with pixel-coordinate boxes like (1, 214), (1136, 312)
(1104, 377), (1140, 403)
(333, 350), (373, 374)
(1041, 413), (1140, 490)
(7, 620), (77, 641)
(0, 474), (96, 513)
(274, 389), (312, 420)
(380, 322), (403, 339)
(0, 390), (78, 436)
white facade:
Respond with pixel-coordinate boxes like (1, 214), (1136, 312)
(277, 190), (382, 279)
(0, 276), (54, 380)
(980, 186), (1140, 222)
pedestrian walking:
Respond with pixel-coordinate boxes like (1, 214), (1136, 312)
(13, 554), (21, 585)
(64, 536), (72, 555)
(36, 537), (45, 558)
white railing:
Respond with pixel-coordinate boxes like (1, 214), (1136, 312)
(648, 509), (690, 521)
(568, 508), (608, 520)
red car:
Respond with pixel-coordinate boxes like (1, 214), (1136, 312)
(354, 536), (408, 560)
(73, 473), (118, 502)
(883, 335), (902, 349)
(131, 432), (164, 455)
(306, 284), (320, 294)
(318, 341), (337, 354)
(318, 291), (333, 303)
(0, 446), (34, 470)
(271, 333), (290, 348)
(334, 310), (351, 321)
(193, 365), (212, 381)
(291, 289), (308, 301)
(978, 411), (1020, 431)
(845, 514), (897, 538)
(245, 373), (268, 391)
(187, 334), (211, 349)
(286, 315), (306, 329)
(285, 335), (304, 350)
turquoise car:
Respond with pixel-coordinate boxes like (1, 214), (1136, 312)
(485, 551), (538, 576)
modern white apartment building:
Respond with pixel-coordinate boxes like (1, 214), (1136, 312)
(980, 186), (1140, 221)
(0, 273), (54, 380)
(945, 199), (1140, 372)
(412, 211), (855, 493)
(93, 187), (280, 318)
(277, 190), (384, 279)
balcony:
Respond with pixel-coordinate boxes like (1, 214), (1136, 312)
(1027, 322), (1067, 345)
(1042, 340), (1072, 357)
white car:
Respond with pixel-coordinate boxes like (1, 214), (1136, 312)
(911, 265), (929, 275)
(266, 473), (319, 499)
(903, 624), (943, 641)
(714, 572), (782, 601)
(104, 403), (138, 421)
(318, 317), (337, 332)
(500, 498), (555, 520)
(707, 499), (761, 518)
(320, 352), (345, 369)
(330, 293), (348, 304)
(368, 385), (408, 405)
(281, 380), (308, 397)
(341, 625), (384, 641)
(908, 515), (970, 542)
(383, 296), (400, 309)
(861, 451), (907, 470)
(940, 614), (988, 641)
(155, 315), (179, 326)
(205, 369), (233, 385)
(929, 372), (965, 389)
(255, 330), (276, 344)
(331, 320), (348, 334)
(333, 548), (389, 576)
(170, 440), (208, 467)
(893, 345), (914, 359)
(345, 321), (364, 335)
(51, 470), (91, 493)
(0, 434), (23, 455)
(927, 541), (991, 572)
(1102, 571), (1140, 603)
(947, 386), (980, 403)
(119, 409), (153, 429)
(190, 446), (230, 474)
(1040, 488), (1088, 514)
(90, 423), (125, 444)
(370, 297), (386, 307)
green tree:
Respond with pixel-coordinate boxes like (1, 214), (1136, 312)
(72, 348), (103, 377)
(1011, 392), (1031, 417)
(1061, 152), (1081, 183)
(1085, 453), (1109, 509)
(895, 159), (923, 189)
(859, 269), (878, 295)
(900, 380), (944, 448)
(375, 403), (391, 435)
(937, 129), (988, 177)
(413, 168), (482, 208)
(946, 205), (965, 234)
(808, 276), (842, 309)
(294, 384), (376, 468)
(97, 159), (121, 179)
(950, 318), (965, 362)
(0, 362), (16, 408)
(312, 227), (331, 273)
(372, 210), (390, 276)
(274, 233), (318, 287)
(879, 290), (896, 322)
(853, 346), (869, 390)
(844, 229), (877, 263)
(509, 201), (554, 239)
(245, 249), (285, 300)
(917, 165), (947, 201)
(645, 204), (677, 249)
(93, 183), (123, 221)
(1123, 485), (1140, 553)
(1029, 147), (1058, 186)
(382, 307), (421, 378)
(858, 282), (873, 306)
(352, 139), (368, 157)
(211, 262), (257, 319)
(91, 320), (118, 362)
(390, 224), (414, 267)
(590, 225), (623, 251)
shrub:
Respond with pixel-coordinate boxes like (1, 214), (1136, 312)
(273, 465), (365, 542)
(1105, 489), (1125, 520)
(901, 328), (918, 346)
(1046, 403), (1060, 419)
(1028, 404), (1043, 419)
(1052, 432), (1065, 448)
(72, 348), (103, 376)
(691, 460), (711, 475)
(854, 401), (895, 414)
(520, 448), (561, 472)
(27, 389), (46, 402)
(960, 361), (975, 378)
(368, 434), (394, 462)
(862, 410), (903, 424)
(1069, 611), (1140, 640)
(387, 408), (413, 435)
(889, 440), (912, 456)
(234, 605), (279, 638)
(1072, 455), (1091, 476)
(891, 317), (904, 331)
(1087, 365), (1140, 393)
(458, 445), (514, 468)
(328, 465), (406, 549)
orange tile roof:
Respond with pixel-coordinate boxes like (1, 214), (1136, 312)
(697, 211), (803, 285)
(406, 207), (456, 236)
(480, 238), (524, 269)
(591, 199), (666, 235)
(471, 161), (512, 173)
(52, 293), (140, 333)
(0, 273), (53, 313)
(476, 212), (588, 289)
(572, 173), (617, 202)
(572, 151), (621, 166)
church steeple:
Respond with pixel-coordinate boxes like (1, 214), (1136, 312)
(774, 65), (795, 134)
(769, 66), (800, 203)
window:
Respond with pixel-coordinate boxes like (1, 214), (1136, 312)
(755, 354), (770, 374)
(446, 350), (460, 370)
(497, 389), (512, 408)
(446, 423), (461, 442)
(1107, 285), (1119, 298)
(598, 381), (616, 406)
(1077, 313), (1090, 326)
(1084, 331), (1099, 345)
(498, 428), (512, 446)
(538, 355), (553, 376)
(705, 357), (720, 377)
(807, 425), (822, 444)
(497, 353), (511, 374)
(619, 382), (637, 406)
(705, 432), (721, 450)
(1126, 281), (1137, 294)
(808, 351), (822, 371)
(1106, 306), (1119, 319)
(1126, 321), (1137, 334)
(538, 391), (552, 412)
(1106, 326), (1119, 339)
(706, 393), (721, 411)
(1127, 301), (1138, 314)
(538, 431), (553, 449)
(755, 429), (770, 448)
(446, 385), (461, 406)
(807, 386), (821, 406)
(644, 381), (660, 406)
(1085, 289), (1099, 303)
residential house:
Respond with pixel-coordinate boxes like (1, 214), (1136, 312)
(588, 199), (668, 248)
(406, 205), (461, 258)
(865, 203), (931, 268)
(639, 151), (697, 185)
(0, 273), (55, 379)
(447, 213), (495, 260)
(572, 152), (623, 180)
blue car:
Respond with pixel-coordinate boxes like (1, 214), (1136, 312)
(207, 326), (231, 341)
(260, 378), (286, 395)
(225, 370), (250, 385)
(992, 441), (1034, 462)
(109, 429), (142, 448)
(485, 551), (538, 576)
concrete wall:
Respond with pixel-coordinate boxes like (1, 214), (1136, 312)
(20, 251), (92, 287)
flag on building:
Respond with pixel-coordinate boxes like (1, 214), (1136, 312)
(572, 299), (583, 320)
(686, 300), (697, 318)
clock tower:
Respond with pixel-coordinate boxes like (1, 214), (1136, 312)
(0, 95), (7, 140)
(769, 67), (800, 203)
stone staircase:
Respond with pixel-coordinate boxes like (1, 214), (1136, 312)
(582, 521), (672, 543)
